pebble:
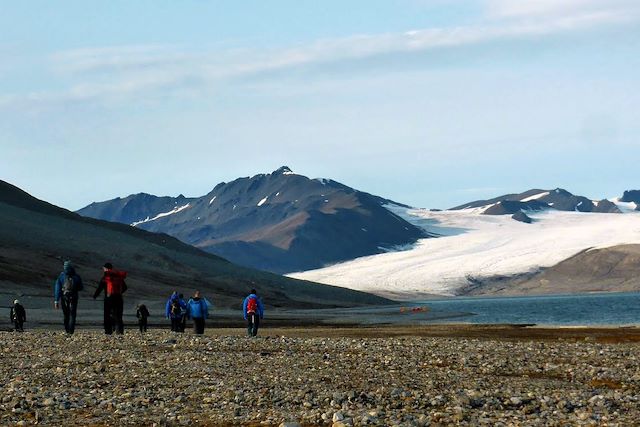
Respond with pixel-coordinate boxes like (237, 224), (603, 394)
(0, 330), (638, 426)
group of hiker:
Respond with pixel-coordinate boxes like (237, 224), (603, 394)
(10, 261), (264, 337)
(9, 260), (264, 336)
(165, 290), (217, 334)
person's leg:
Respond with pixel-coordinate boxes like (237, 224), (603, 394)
(246, 315), (253, 337)
(68, 297), (78, 334)
(114, 295), (124, 334)
(194, 318), (205, 334)
(104, 297), (113, 335)
(61, 297), (71, 333)
(139, 320), (144, 333)
(143, 318), (148, 332)
(252, 314), (260, 337)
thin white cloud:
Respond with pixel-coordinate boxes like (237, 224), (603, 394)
(2, 3), (638, 113)
(486, 0), (640, 19)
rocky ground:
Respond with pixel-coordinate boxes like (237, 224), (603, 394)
(1, 327), (639, 426)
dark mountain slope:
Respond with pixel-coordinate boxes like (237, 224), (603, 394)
(621, 190), (640, 211)
(463, 245), (640, 296)
(77, 167), (427, 273)
(78, 193), (196, 225)
(0, 180), (391, 310)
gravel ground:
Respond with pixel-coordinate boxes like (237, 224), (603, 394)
(1, 328), (639, 426)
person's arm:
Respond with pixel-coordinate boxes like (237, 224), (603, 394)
(93, 279), (105, 299)
(203, 300), (209, 319)
(258, 298), (265, 319)
(165, 300), (171, 318)
(22, 307), (26, 323)
(242, 297), (247, 320)
(54, 274), (62, 305)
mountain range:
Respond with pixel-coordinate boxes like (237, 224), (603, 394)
(451, 188), (622, 220)
(0, 179), (390, 313)
(4, 171), (640, 300)
(77, 167), (428, 273)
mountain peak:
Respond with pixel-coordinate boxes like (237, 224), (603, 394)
(273, 166), (294, 175)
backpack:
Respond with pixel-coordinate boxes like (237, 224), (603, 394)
(246, 296), (258, 314)
(62, 275), (76, 296)
(170, 299), (182, 317)
(105, 272), (127, 295)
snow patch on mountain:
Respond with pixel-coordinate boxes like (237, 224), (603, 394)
(288, 207), (640, 298)
(131, 203), (191, 227)
(520, 191), (550, 202)
(610, 197), (638, 213)
(257, 197), (268, 207)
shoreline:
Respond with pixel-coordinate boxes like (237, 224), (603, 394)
(3, 323), (640, 342)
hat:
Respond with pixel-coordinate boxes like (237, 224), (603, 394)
(63, 260), (72, 270)
(103, 262), (113, 269)
(13, 299), (19, 305)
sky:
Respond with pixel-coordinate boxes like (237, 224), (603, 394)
(1, 0), (639, 210)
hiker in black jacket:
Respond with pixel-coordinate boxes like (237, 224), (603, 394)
(10, 300), (26, 332)
(136, 304), (150, 333)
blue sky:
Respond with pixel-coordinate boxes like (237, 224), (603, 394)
(1, 0), (639, 210)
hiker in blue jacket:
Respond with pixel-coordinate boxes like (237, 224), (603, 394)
(242, 289), (264, 337)
(186, 290), (209, 335)
(165, 292), (187, 332)
(53, 260), (84, 334)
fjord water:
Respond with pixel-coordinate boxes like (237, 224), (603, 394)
(424, 292), (640, 325)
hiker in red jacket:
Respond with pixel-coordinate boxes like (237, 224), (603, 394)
(93, 262), (127, 335)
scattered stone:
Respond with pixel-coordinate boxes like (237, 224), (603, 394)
(0, 329), (638, 425)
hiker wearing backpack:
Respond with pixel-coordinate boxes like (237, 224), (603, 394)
(93, 262), (127, 335)
(242, 289), (264, 337)
(186, 290), (209, 335)
(136, 304), (150, 333)
(165, 292), (187, 332)
(10, 299), (26, 332)
(178, 293), (187, 332)
(54, 260), (84, 334)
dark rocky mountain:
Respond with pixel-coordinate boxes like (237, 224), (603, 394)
(452, 188), (622, 216)
(463, 245), (640, 296)
(79, 193), (196, 225)
(77, 167), (427, 273)
(511, 211), (532, 224)
(621, 190), (640, 210)
(0, 179), (390, 314)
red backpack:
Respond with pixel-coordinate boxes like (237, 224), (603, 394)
(246, 296), (258, 314)
(105, 270), (127, 295)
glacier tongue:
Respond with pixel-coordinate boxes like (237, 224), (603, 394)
(288, 207), (640, 297)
